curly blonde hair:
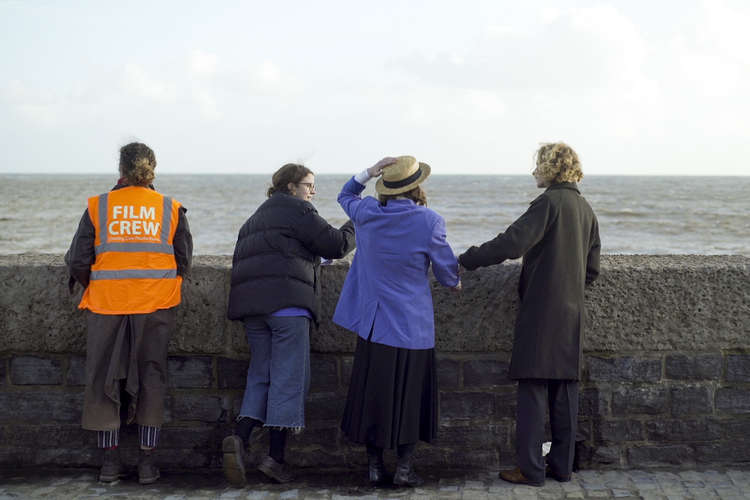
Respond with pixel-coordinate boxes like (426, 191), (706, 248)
(534, 142), (583, 184)
(119, 142), (156, 186)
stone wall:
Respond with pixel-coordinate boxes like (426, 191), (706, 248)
(0, 254), (748, 471)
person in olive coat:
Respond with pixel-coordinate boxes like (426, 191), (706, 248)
(458, 142), (600, 487)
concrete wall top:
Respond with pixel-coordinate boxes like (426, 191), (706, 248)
(0, 254), (747, 355)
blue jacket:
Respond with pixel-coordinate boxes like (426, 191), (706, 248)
(333, 177), (460, 349)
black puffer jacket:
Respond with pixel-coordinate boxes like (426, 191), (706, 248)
(227, 192), (355, 324)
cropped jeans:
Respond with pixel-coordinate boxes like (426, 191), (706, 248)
(238, 315), (311, 430)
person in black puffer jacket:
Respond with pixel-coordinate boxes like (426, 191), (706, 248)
(222, 163), (355, 486)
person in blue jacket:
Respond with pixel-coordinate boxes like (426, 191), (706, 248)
(334, 156), (461, 487)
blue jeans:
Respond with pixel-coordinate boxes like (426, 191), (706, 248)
(238, 315), (311, 429)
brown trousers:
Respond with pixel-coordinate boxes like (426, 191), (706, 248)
(81, 308), (174, 431)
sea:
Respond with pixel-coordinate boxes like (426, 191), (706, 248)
(0, 174), (748, 256)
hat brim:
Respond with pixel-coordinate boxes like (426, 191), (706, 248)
(375, 162), (431, 195)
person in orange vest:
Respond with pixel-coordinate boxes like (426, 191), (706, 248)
(65, 142), (193, 484)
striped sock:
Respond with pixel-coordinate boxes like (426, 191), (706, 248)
(97, 429), (119, 448)
(138, 425), (161, 448)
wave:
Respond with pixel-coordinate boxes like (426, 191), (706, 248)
(597, 209), (648, 218)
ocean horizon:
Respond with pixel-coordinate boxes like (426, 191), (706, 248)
(1, 174), (748, 256)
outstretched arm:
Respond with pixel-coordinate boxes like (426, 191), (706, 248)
(459, 195), (553, 270)
(297, 211), (356, 260)
(429, 216), (461, 288)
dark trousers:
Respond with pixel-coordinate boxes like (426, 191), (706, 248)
(516, 379), (578, 483)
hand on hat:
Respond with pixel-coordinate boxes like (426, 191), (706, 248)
(367, 157), (398, 178)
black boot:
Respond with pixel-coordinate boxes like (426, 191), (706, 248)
(366, 444), (390, 485)
(98, 447), (125, 483)
(258, 429), (293, 484)
(138, 449), (160, 485)
(222, 417), (260, 487)
(393, 443), (423, 487)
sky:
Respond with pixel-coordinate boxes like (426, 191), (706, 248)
(1, 0), (748, 175)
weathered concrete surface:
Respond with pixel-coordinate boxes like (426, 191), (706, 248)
(1, 254), (748, 354)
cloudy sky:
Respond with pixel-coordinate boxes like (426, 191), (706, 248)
(1, 0), (748, 175)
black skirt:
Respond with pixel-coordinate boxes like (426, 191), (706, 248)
(340, 335), (438, 449)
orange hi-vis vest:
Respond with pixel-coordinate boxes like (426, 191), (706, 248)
(79, 186), (183, 315)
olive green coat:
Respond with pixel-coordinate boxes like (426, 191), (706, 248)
(459, 183), (600, 380)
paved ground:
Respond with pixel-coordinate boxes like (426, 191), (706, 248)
(0, 467), (749, 499)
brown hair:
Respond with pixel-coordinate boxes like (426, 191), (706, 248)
(533, 142), (583, 184)
(267, 163), (314, 197)
(119, 142), (156, 186)
(378, 185), (427, 206)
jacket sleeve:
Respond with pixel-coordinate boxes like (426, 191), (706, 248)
(173, 207), (193, 278)
(297, 210), (356, 260)
(337, 176), (368, 224)
(64, 209), (96, 291)
(428, 215), (460, 287)
(586, 214), (601, 286)
(459, 195), (553, 271)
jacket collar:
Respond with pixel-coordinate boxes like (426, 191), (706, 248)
(112, 178), (155, 191)
(381, 198), (417, 211)
(545, 182), (580, 194)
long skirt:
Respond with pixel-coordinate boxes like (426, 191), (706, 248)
(341, 335), (438, 449)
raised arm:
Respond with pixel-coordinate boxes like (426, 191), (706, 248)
(337, 177), (368, 223)
(338, 157), (398, 223)
(459, 194), (553, 271)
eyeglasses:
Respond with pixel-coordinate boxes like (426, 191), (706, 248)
(296, 182), (315, 190)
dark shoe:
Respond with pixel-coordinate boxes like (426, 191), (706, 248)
(499, 467), (544, 487)
(222, 435), (247, 487)
(545, 464), (571, 482)
(98, 448), (125, 483)
(138, 450), (160, 485)
(258, 455), (293, 484)
(368, 461), (393, 486)
(393, 464), (424, 487)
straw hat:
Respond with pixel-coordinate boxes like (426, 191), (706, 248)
(375, 156), (431, 195)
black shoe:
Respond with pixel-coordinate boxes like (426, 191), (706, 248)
(368, 461), (393, 486)
(258, 455), (293, 484)
(98, 448), (126, 483)
(393, 464), (423, 487)
(222, 435), (247, 487)
(545, 464), (572, 482)
(138, 450), (160, 485)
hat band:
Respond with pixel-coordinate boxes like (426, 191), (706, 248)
(382, 167), (422, 189)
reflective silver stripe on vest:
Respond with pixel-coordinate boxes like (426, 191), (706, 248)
(160, 196), (172, 243)
(95, 242), (174, 255)
(95, 192), (175, 255)
(90, 269), (177, 280)
(98, 193), (108, 239)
